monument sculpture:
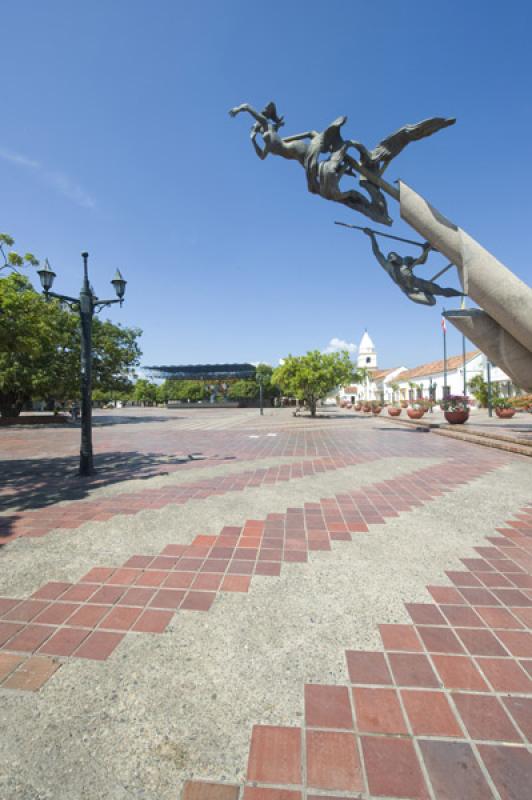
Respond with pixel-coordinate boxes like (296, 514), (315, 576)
(229, 102), (454, 227)
(361, 227), (464, 307)
(230, 102), (532, 390)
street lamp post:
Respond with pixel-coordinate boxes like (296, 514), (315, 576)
(257, 372), (264, 415)
(38, 252), (127, 476)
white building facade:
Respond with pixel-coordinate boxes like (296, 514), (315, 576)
(333, 331), (517, 406)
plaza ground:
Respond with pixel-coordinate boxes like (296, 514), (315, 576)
(1, 407), (531, 800)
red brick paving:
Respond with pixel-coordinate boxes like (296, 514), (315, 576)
(1, 654), (60, 691)
(306, 730), (363, 792)
(3, 422), (532, 797)
(247, 726), (301, 785)
(184, 499), (532, 799)
(182, 781), (240, 800)
(0, 454), (370, 542)
(1, 457), (502, 695)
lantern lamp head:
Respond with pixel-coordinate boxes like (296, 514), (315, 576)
(37, 259), (56, 293)
(111, 269), (127, 302)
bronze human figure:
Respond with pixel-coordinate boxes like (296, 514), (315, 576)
(318, 144), (391, 224)
(229, 102), (391, 225)
(229, 102), (455, 228)
(363, 228), (464, 306)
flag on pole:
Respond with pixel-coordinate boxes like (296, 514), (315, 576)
(441, 316), (447, 333)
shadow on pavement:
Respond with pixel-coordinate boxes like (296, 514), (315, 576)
(91, 413), (178, 426)
(0, 449), (202, 521)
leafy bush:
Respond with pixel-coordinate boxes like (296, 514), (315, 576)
(440, 395), (469, 412)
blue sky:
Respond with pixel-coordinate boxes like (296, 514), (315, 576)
(2, 1), (531, 372)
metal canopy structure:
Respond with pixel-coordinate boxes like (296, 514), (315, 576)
(144, 363), (256, 382)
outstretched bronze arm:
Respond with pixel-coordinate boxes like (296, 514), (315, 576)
(282, 130), (318, 143)
(229, 104), (269, 129)
(363, 229), (394, 278)
(250, 129), (267, 160)
(411, 243), (433, 267)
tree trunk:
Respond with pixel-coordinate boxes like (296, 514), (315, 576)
(309, 398), (317, 417)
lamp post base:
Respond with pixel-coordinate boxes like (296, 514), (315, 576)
(79, 450), (94, 477)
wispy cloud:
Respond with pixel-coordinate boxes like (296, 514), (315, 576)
(324, 337), (357, 354)
(0, 146), (95, 209)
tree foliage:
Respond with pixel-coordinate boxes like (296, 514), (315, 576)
(132, 379), (157, 406)
(468, 374), (504, 408)
(272, 350), (355, 416)
(0, 273), (142, 416)
(227, 379), (258, 400)
(226, 364), (279, 404)
(154, 379), (208, 403)
(0, 274), (65, 416)
(0, 233), (39, 274)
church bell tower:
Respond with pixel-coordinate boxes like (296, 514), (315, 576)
(357, 329), (377, 371)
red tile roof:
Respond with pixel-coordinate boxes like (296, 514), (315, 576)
(397, 351), (480, 381)
(372, 368), (400, 381)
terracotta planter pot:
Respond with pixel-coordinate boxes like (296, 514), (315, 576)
(362, 406), (371, 413)
(444, 410), (469, 425)
(354, 403), (362, 411)
(372, 407), (382, 415)
(388, 407), (401, 417)
(407, 408), (425, 419)
(495, 407), (516, 418)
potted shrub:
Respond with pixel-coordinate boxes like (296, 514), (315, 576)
(371, 401), (382, 415)
(441, 395), (470, 425)
(354, 402), (362, 411)
(388, 403), (401, 416)
(494, 399), (516, 418)
(400, 400), (408, 408)
(407, 403), (425, 420)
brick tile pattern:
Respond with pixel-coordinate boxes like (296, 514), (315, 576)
(0, 455), (368, 542)
(183, 500), (532, 800)
(1, 458), (501, 693)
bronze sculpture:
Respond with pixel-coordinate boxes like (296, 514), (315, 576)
(229, 102), (455, 227)
(229, 102), (532, 390)
(362, 228), (464, 306)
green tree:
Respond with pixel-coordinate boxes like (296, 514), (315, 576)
(227, 379), (258, 401)
(272, 350), (355, 417)
(227, 365), (279, 404)
(47, 315), (142, 403)
(156, 381), (171, 404)
(355, 366), (370, 384)
(0, 233), (39, 275)
(468, 375), (502, 408)
(175, 381), (208, 402)
(133, 379), (157, 406)
(255, 363), (279, 400)
(0, 273), (142, 416)
(91, 320), (142, 397)
(154, 379), (208, 403)
(0, 274), (67, 416)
